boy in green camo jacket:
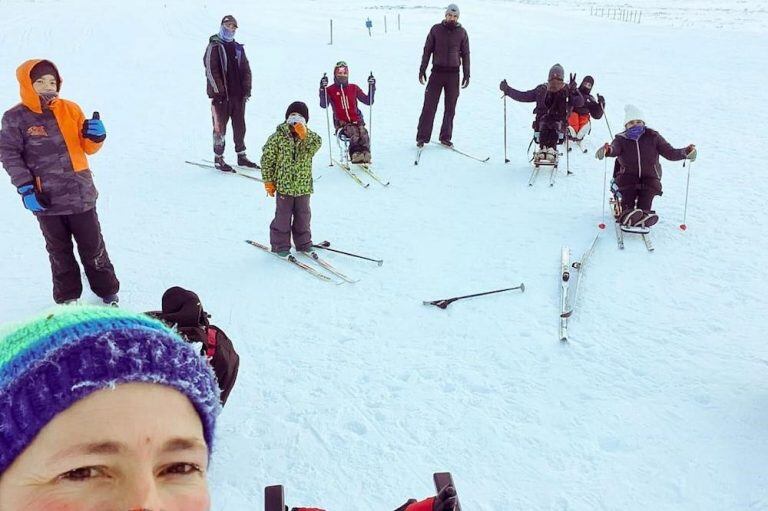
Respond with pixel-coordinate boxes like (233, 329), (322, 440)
(260, 101), (322, 257)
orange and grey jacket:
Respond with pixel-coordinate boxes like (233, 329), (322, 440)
(0, 59), (103, 216)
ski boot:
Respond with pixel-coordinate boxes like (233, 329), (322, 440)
(416, 141), (425, 148)
(350, 151), (366, 164)
(638, 210), (659, 228)
(214, 155), (235, 172)
(237, 152), (260, 169)
(439, 139), (453, 147)
(101, 294), (119, 307)
(619, 208), (645, 227)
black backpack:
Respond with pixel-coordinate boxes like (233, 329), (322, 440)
(146, 286), (240, 406)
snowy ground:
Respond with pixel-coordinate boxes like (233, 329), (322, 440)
(1, 0), (767, 509)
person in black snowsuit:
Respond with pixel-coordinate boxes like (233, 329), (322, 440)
(596, 104), (696, 228)
(204, 14), (256, 172)
(415, 4), (470, 147)
(567, 75), (605, 149)
(500, 64), (584, 162)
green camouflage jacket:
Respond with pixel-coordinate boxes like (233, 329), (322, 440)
(260, 123), (321, 196)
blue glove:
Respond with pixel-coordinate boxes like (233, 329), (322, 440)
(82, 111), (106, 142)
(17, 183), (49, 212)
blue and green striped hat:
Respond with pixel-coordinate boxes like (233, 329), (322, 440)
(0, 306), (221, 474)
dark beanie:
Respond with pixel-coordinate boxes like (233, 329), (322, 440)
(221, 14), (238, 27)
(285, 101), (309, 122)
(30, 61), (58, 84)
(548, 63), (564, 81)
(580, 75), (594, 90)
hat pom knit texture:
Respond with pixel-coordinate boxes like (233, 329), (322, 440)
(0, 306), (221, 474)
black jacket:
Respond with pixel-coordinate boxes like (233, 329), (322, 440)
(204, 35), (252, 99)
(420, 21), (470, 77)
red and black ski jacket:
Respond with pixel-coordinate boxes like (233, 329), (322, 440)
(319, 82), (374, 125)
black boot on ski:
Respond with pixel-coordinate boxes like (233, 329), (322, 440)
(440, 139), (453, 147)
(620, 208), (644, 226)
(416, 141), (425, 148)
(237, 152), (260, 169)
(214, 155), (235, 172)
(638, 211), (659, 228)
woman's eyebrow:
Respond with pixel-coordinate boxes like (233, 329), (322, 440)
(161, 437), (207, 453)
(49, 441), (123, 463)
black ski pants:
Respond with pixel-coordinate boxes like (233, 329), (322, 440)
(36, 208), (120, 303)
(212, 96), (247, 155)
(614, 165), (662, 212)
(416, 71), (460, 143)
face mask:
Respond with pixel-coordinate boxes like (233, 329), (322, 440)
(38, 91), (58, 107)
(334, 75), (348, 86)
(625, 124), (646, 140)
(219, 25), (235, 42)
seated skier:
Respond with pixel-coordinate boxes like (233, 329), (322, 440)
(500, 63), (584, 163)
(596, 104), (696, 228)
(567, 75), (605, 151)
(319, 61), (376, 164)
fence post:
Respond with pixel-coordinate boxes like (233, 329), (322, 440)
(329, 19), (333, 45)
(398, 13), (401, 30)
(384, 15), (388, 33)
(638, 11), (642, 24)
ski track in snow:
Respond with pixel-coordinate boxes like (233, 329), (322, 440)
(0, 0), (766, 509)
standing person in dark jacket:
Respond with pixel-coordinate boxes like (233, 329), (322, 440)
(596, 104), (696, 228)
(500, 64), (584, 163)
(0, 59), (120, 305)
(416, 4), (470, 148)
(567, 75), (605, 152)
(204, 14), (256, 172)
(319, 61), (376, 164)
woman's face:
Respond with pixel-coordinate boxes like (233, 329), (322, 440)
(0, 383), (210, 511)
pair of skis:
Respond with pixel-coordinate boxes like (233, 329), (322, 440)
(615, 223), (655, 252)
(185, 160), (264, 182)
(245, 240), (358, 283)
(264, 472), (460, 511)
(415, 142), (489, 166)
(332, 159), (390, 188)
(559, 234), (600, 342)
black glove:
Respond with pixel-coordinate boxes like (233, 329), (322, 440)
(419, 71), (427, 84)
(433, 484), (458, 511)
(244, 95), (250, 102)
(568, 73), (578, 92)
(597, 93), (605, 108)
(499, 79), (508, 92)
(211, 94), (226, 105)
(367, 73), (376, 86)
(461, 75), (470, 89)
(320, 75), (329, 89)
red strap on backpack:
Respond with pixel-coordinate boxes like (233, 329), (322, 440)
(206, 327), (218, 357)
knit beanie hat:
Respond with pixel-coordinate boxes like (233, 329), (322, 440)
(285, 101), (309, 123)
(446, 3), (460, 16)
(624, 104), (645, 125)
(0, 306), (221, 475)
(548, 63), (564, 82)
(29, 60), (59, 84)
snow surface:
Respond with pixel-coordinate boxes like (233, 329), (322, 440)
(1, 0), (767, 509)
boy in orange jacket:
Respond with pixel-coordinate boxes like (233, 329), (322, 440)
(0, 59), (120, 305)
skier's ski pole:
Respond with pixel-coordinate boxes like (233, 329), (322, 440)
(423, 283), (525, 309)
(312, 240), (383, 266)
(322, 74), (333, 167)
(368, 71), (374, 149)
(603, 111), (614, 139)
(599, 155), (608, 229)
(503, 94), (509, 163)
(680, 159), (693, 231)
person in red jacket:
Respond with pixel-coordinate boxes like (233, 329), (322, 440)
(319, 61), (375, 164)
